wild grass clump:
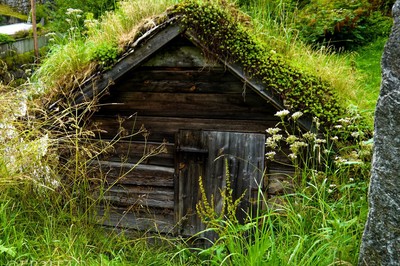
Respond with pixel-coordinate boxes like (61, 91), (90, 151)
(0, 82), (181, 264)
(239, 0), (377, 129)
(174, 169), (368, 265)
(32, 0), (178, 101)
(174, 110), (370, 265)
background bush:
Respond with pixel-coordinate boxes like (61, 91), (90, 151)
(39, 0), (117, 33)
(0, 33), (14, 44)
(295, 0), (393, 50)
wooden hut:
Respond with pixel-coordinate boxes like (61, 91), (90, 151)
(77, 18), (312, 236)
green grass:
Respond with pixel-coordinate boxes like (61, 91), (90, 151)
(171, 167), (369, 265)
(0, 193), (182, 265)
(352, 37), (387, 122)
(32, 0), (179, 99)
(240, 0), (387, 129)
(0, 4), (28, 21)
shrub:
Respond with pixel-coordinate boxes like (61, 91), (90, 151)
(0, 33), (14, 44)
(295, 0), (392, 50)
(46, 0), (117, 33)
(89, 41), (119, 69)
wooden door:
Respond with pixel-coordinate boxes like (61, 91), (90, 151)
(175, 130), (265, 236)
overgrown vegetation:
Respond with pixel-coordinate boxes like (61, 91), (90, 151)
(0, 4), (28, 21)
(294, 0), (392, 50)
(0, 33), (14, 44)
(0, 0), (390, 264)
(37, 0), (117, 33)
(0, 82), (179, 264)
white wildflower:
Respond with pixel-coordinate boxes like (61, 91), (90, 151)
(266, 137), (278, 149)
(334, 156), (347, 166)
(350, 150), (359, 159)
(266, 151), (276, 160)
(288, 153), (297, 160)
(290, 141), (308, 155)
(334, 125), (343, 129)
(291, 111), (303, 121)
(351, 131), (360, 138)
(286, 135), (298, 144)
(303, 132), (316, 141)
(328, 189), (333, 193)
(273, 134), (283, 142)
(349, 178), (354, 182)
(45, 32), (57, 37)
(338, 117), (351, 125)
(315, 138), (326, 144)
(330, 136), (339, 141)
(275, 109), (290, 118)
(66, 8), (83, 15)
(266, 127), (281, 135)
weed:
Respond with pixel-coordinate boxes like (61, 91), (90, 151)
(170, 108), (370, 265)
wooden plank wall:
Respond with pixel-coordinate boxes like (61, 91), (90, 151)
(89, 35), (290, 234)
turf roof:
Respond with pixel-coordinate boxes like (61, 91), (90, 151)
(35, 0), (354, 130)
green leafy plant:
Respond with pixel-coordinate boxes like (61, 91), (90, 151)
(295, 0), (392, 50)
(90, 41), (119, 69)
(0, 33), (14, 44)
(265, 109), (372, 182)
(46, 0), (117, 33)
(196, 160), (246, 233)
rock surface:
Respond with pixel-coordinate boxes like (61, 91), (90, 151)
(0, 0), (46, 14)
(358, 1), (400, 265)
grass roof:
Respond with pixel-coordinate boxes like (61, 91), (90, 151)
(31, 0), (370, 132)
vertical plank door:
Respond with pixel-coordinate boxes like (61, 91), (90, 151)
(175, 130), (265, 237)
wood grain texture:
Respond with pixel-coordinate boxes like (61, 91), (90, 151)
(175, 130), (265, 235)
(99, 140), (175, 167)
(92, 161), (174, 187)
(89, 115), (275, 142)
(97, 206), (176, 234)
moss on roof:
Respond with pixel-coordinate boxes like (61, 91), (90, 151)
(173, 1), (343, 126)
